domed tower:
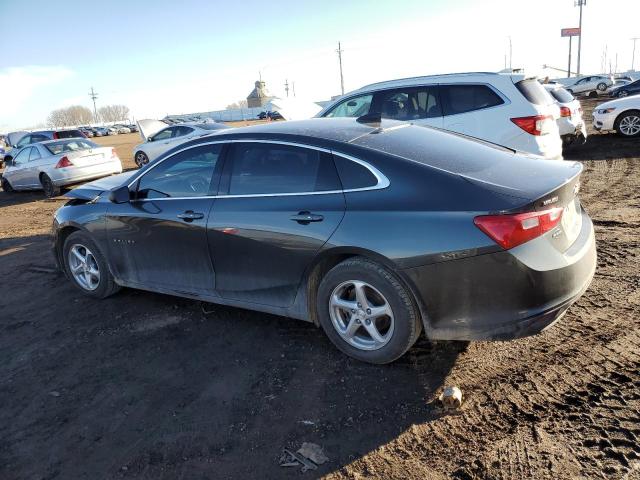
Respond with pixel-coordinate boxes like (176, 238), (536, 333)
(246, 80), (273, 108)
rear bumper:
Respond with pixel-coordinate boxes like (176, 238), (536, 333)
(51, 160), (123, 187)
(403, 212), (596, 341)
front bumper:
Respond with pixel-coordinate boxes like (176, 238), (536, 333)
(403, 213), (597, 341)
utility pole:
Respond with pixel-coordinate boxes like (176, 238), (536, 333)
(292, 81), (296, 97)
(567, 36), (573, 78)
(336, 41), (345, 96)
(508, 36), (512, 71)
(575, 0), (586, 76)
(88, 87), (98, 122)
(632, 38), (639, 71)
(284, 79), (289, 97)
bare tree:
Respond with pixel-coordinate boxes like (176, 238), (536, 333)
(47, 105), (93, 127)
(226, 99), (248, 110)
(98, 104), (130, 123)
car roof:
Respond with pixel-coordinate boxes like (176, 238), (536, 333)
(352, 72), (525, 92)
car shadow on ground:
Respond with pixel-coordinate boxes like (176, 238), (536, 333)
(0, 235), (465, 479)
(564, 132), (639, 161)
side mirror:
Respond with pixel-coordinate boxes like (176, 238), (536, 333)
(109, 185), (131, 203)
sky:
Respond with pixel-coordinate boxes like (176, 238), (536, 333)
(1, 0), (638, 131)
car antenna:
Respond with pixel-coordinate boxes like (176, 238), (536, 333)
(356, 112), (383, 133)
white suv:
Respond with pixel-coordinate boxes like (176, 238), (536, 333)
(317, 73), (562, 159)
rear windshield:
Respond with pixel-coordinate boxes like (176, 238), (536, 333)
(516, 80), (554, 105)
(56, 129), (85, 139)
(548, 87), (575, 103)
(45, 139), (98, 155)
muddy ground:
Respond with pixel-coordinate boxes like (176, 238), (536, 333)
(1, 99), (639, 479)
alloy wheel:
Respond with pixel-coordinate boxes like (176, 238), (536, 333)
(619, 115), (640, 136)
(68, 244), (101, 291)
(135, 151), (149, 167)
(618, 91), (628, 97)
(329, 280), (394, 351)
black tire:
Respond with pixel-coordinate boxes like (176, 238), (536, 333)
(614, 110), (640, 138)
(1, 176), (14, 193)
(40, 173), (60, 198)
(597, 82), (607, 92)
(63, 231), (120, 298)
(316, 257), (422, 364)
(134, 150), (149, 168)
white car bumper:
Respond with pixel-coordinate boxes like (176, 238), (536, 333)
(592, 111), (617, 132)
(558, 115), (587, 143)
(50, 159), (123, 187)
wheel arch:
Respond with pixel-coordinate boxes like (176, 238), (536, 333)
(614, 108), (640, 126)
(302, 246), (433, 335)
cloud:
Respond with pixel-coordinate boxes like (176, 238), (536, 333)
(0, 65), (74, 119)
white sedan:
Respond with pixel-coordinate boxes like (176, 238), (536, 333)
(592, 95), (640, 138)
(544, 84), (587, 146)
(566, 75), (613, 96)
(1, 138), (123, 197)
(133, 119), (229, 167)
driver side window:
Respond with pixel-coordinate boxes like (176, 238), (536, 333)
(136, 144), (222, 199)
(324, 94), (373, 118)
(13, 148), (31, 165)
(151, 128), (174, 142)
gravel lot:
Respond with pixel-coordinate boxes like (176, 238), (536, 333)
(1, 101), (639, 479)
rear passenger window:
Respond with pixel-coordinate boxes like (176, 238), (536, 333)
(440, 85), (504, 115)
(333, 155), (378, 190)
(227, 143), (340, 195)
(29, 147), (41, 161)
(324, 94), (373, 118)
(374, 87), (441, 120)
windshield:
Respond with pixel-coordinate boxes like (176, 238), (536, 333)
(45, 139), (98, 155)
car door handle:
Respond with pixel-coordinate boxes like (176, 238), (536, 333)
(177, 211), (204, 221)
(290, 211), (324, 224)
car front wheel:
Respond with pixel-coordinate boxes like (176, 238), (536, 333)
(134, 151), (149, 168)
(618, 90), (628, 98)
(63, 231), (120, 298)
(615, 110), (640, 137)
(1, 177), (14, 192)
(597, 82), (608, 91)
(317, 257), (422, 364)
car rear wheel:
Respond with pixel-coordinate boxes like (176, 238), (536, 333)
(618, 90), (628, 98)
(40, 173), (60, 198)
(63, 231), (120, 298)
(317, 257), (422, 364)
(597, 82), (607, 92)
(134, 151), (149, 168)
(1, 177), (14, 193)
(615, 110), (640, 137)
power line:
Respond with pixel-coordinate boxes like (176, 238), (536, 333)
(336, 41), (345, 96)
(88, 87), (98, 121)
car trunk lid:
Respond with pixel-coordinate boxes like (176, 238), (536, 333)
(137, 119), (169, 141)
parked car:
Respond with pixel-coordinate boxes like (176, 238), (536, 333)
(113, 125), (131, 134)
(93, 127), (108, 137)
(608, 78), (640, 98)
(79, 128), (94, 137)
(1, 138), (122, 197)
(317, 72), (563, 159)
(52, 118), (596, 364)
(132, 120), (229, 167)
(565, 75), (613, 96)
(592, 95), (640, 137)
(544, 84), (587, 146)
(105, 127), (118, 135)
(3, 129), (87, 164)
(127, 124), (138, 133)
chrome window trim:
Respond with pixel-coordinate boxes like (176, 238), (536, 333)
(126, 139), (389, 201)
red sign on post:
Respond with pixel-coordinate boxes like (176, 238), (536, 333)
(561, 27), (581, 37)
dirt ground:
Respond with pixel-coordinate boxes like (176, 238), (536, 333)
(1, 100), (639, 479)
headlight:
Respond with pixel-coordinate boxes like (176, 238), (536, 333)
(596, 108), (616, 114)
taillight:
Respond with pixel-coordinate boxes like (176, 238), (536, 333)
(474, 208), (563, 250)
(510, 115), (554, 136)
(559, 106), (571, 117)
(55, 156), (73, 168)
(53, 132), (59, 139)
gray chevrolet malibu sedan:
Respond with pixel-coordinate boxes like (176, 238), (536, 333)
(52, 118), (596, 364)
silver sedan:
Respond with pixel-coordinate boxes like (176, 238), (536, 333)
(1, 138), (123, 197)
